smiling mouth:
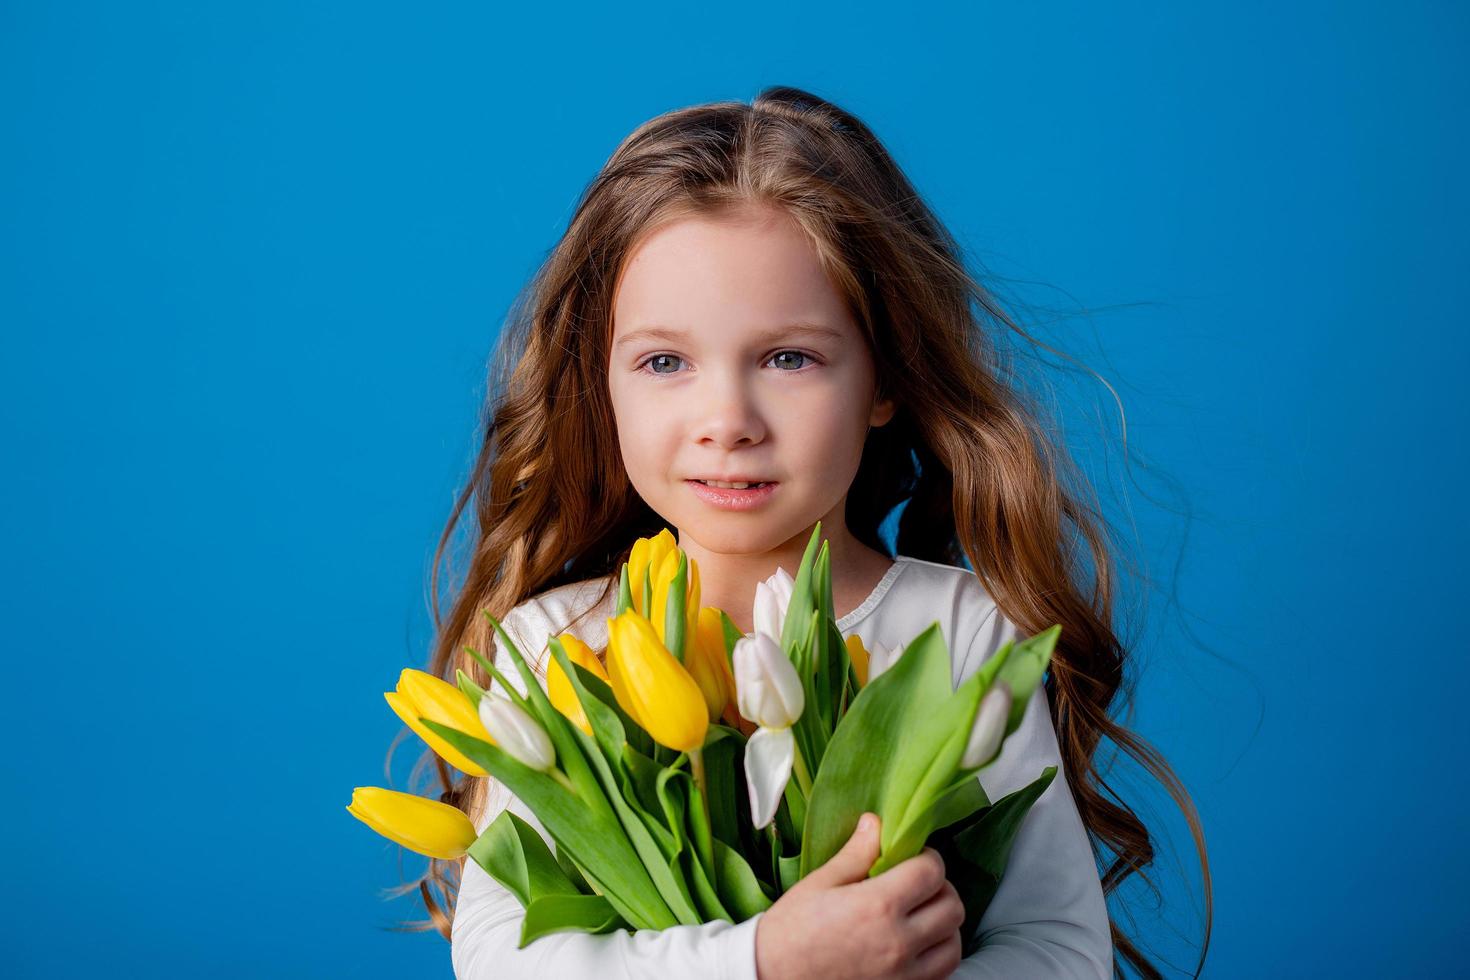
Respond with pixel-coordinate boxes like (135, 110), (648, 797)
(689, 480), (775, 489)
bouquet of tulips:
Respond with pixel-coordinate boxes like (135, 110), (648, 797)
(348, 523), (1060, 955)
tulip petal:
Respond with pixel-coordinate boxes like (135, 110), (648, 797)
(546, 656), (592, 735)
(346, 786), (477, 860)
(733, 632), (804, 729)
(479, 695), (557, 771)
(752, 566), (795, 643)
(744, 726), (795, 830)
(961, 681), (1012, 770)
(385, 687), (490, 777)
(846, 633), (871, 686)
(559, 633), (610, 681)
(546, 633), (610, 735)
(605, 609), (710, 753)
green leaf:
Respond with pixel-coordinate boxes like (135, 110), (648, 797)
(681, 843), (731, 922)
(718, 610), (743, 668)
(468, 810), (581, 910)
(483, 614), (609, 815)
(825, 619), (850, 729)
(423, 719), (675, 931)
(665, 552), (688, 662)
(778, 852), (802, 892)
(810, 544), (833, 731)
(780, 523), (823, 655)
(872, 669), (986, 872)
(617, 563), (633, 616)
(933, 766), (1058, 958)
(520, 894), (623, 946)
(993, 625), (1061, 735)
(713, 839), (774, 919)
(556, 843), (591, 893)
(799, 621), (953, 877)
(701, 730), (741, 849)
(878, 771), (989, 872)
(456, 668), (487, 710)
(790, 612), (829, 780)
(546, 637), (628, 770)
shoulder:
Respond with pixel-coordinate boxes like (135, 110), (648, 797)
(890, 557), (1029, 681)
(500, 575), (620, 656)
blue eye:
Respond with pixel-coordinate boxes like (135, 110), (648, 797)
(636, 350), (821, 376)
(645, 353), (683, 374)
(770, 350), (813, 371)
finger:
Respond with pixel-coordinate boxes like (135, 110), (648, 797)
(803, 812), (881, 888)
(904, 881), (966, 950)
(906, 929), (962, 980)
(869, 847), (947, 911)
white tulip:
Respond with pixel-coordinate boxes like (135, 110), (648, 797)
(744, 726), (795, 829)
(478, 694), (556, 773)
(752, 566), (795, 643)
(733, 632), (805, 729)
(867, 641), (905, 684)
(960, 682), (1012, 770)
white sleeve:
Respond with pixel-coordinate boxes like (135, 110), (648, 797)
(449, 600), (764, 980)
(950, 613), (1114, 979)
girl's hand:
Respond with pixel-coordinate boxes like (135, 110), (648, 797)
(754, 812), (965, 980)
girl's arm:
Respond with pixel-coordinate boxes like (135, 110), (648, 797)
(450, 785), (763, 979)
(949, 621), (1114, 979)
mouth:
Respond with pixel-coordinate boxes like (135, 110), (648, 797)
(687, 479), (776, 489)
(684, 479), (780, 510)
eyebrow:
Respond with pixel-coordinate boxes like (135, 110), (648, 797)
(614, 323), (845, 348)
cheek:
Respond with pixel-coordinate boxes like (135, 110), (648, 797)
(609, 385), (673, 474)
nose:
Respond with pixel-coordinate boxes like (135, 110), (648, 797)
(692, 370), (767, 449)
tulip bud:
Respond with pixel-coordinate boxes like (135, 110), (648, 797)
(752, 566), (794, 642)
(629, 529), (678, 618)
(961, 681), (1012, 770)
(384, 668), (493, 777)
(733, 632), (805, 729)
(687, 607), (734, 722)
(478, 694), (556, 772)
(605, 609), (710, 753)
(346, 786), (477, 860)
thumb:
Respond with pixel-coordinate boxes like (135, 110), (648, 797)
(804, 812), (881, 888)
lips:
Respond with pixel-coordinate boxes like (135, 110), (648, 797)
(688, 479), (777, 488)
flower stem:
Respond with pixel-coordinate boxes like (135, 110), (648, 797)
(689, 748), (716, 880)
(549, 768), (577, 795)
(791, 744), (814, 797)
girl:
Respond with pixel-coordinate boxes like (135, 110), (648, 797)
(390, 86), (1210, 978)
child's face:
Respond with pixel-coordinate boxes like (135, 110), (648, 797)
(607, 202), (895, 558)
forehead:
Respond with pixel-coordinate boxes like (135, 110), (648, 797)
(610, 207), (855, 342)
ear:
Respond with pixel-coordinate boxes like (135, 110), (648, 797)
(869, 393), (897, 428)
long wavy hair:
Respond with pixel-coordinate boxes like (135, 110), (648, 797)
(383, 84), (1211, 978)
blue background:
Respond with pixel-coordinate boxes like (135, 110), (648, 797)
(4, 2), (1465, 976)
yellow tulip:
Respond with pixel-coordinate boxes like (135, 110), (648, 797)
(604, 608), (709, 753)
(647, 541), (703, 654)
(688, 606), (735, 722)
(846, 633), (871, 687)
(628, 529), (677, 618)
(385, 668), (493, 777)
(346, 786), (478, 859)
(547, 632), (611, 735)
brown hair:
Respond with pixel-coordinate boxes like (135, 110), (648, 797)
(382, 85), (1211, 978)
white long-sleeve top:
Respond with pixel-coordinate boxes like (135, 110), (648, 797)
(451, 555), (1114, 979)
